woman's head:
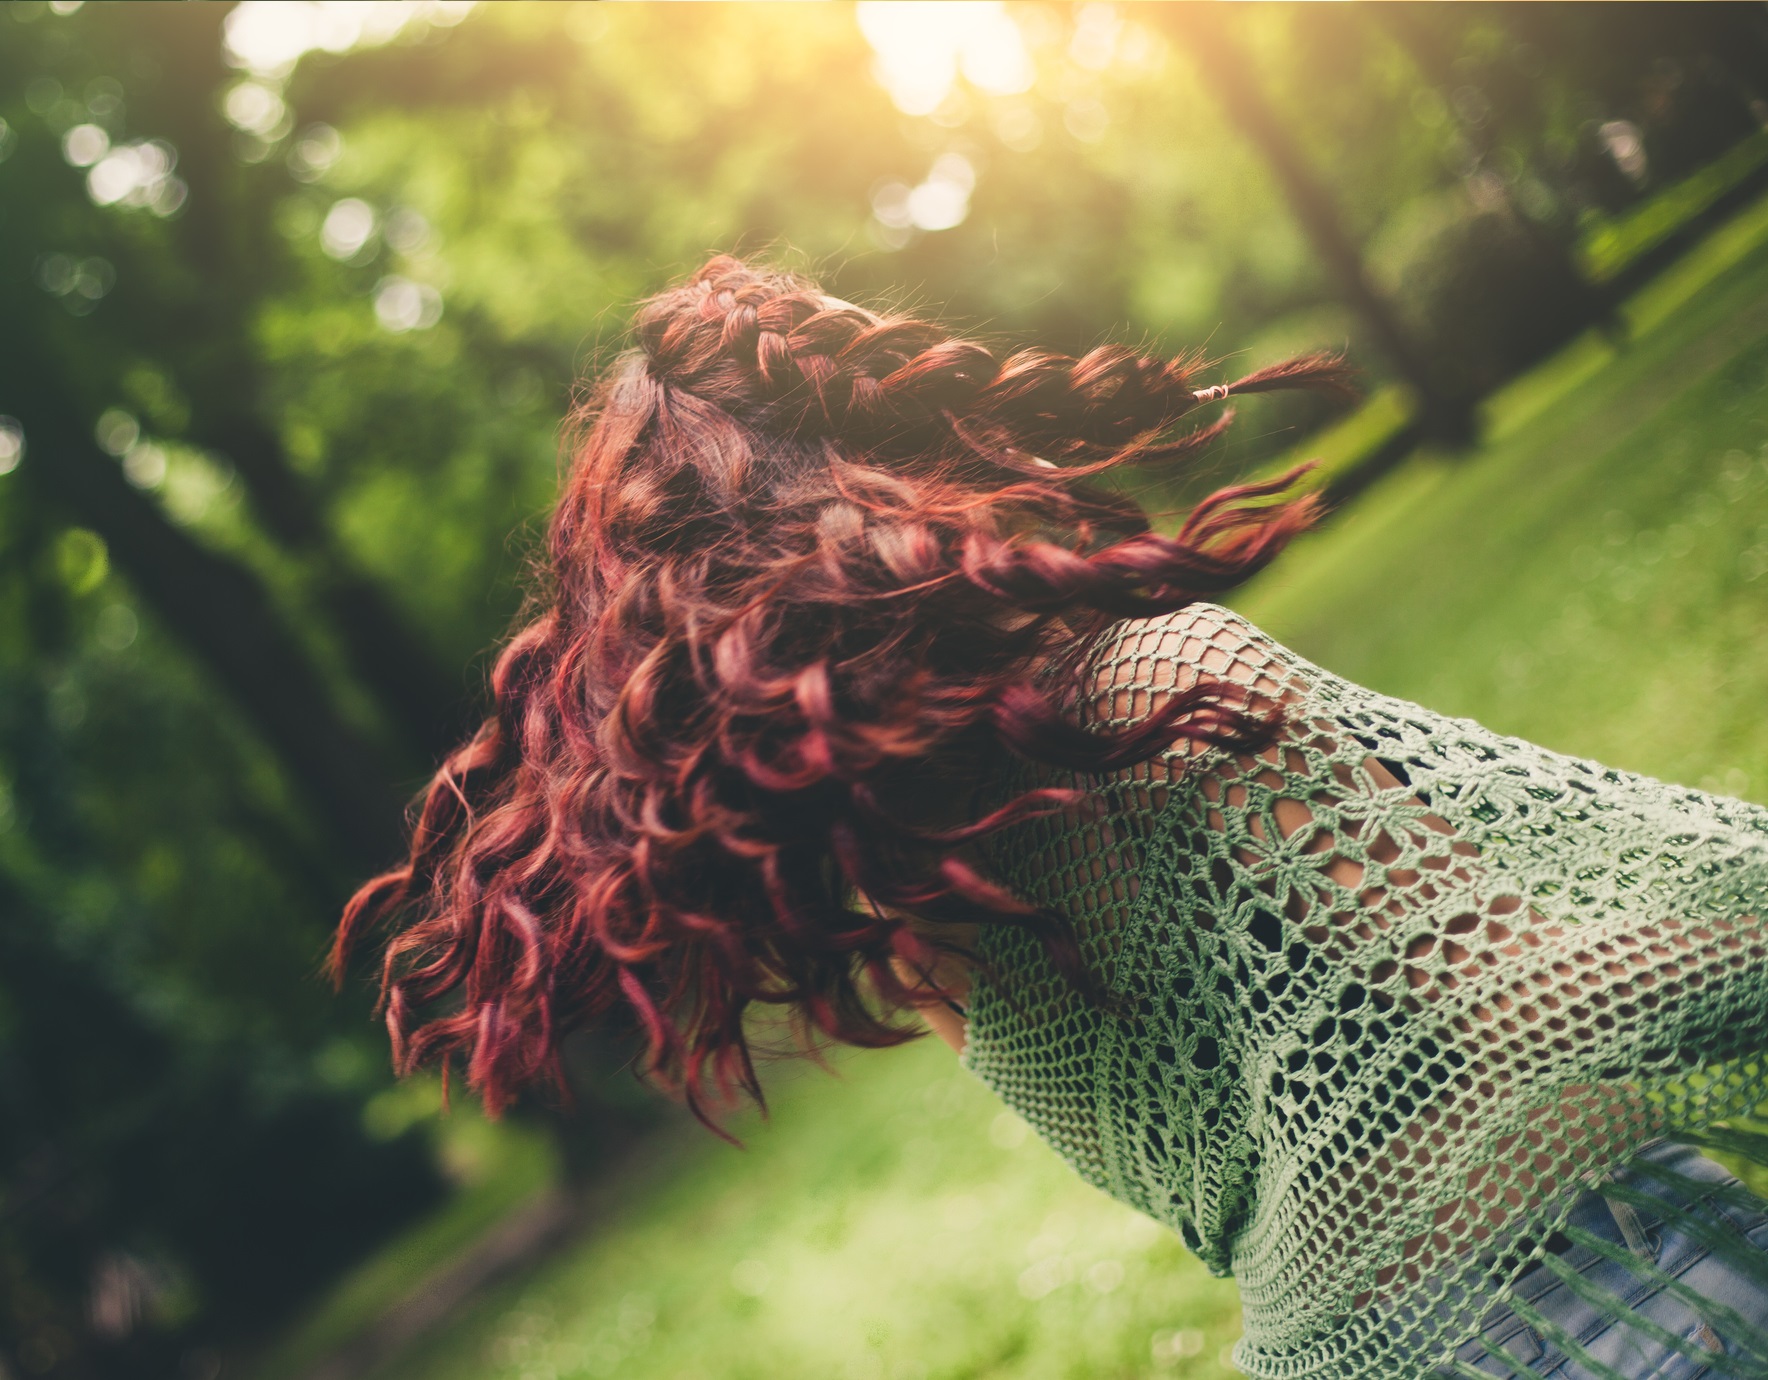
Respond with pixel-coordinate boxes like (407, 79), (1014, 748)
(334, 255), (1352, 1125)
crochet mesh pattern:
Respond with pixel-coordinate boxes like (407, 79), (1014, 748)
(961, 604), (1768, 1377)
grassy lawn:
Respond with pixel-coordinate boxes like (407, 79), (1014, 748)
(1247, 188), (1768, 794)
(267, 195), (1768, 1380)
(370, 1051), (1240, 1380)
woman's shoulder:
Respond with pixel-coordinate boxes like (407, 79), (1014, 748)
(1078, 602), (1309, 729)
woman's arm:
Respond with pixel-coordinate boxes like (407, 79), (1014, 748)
(1083, 605), (1768, 1296)
(889, 943), (972, 1054)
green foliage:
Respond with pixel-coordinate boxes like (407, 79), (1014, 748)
(2, 1), (1766, 1376)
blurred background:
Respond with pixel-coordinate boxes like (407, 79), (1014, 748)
(5, 3), (1768, 1378)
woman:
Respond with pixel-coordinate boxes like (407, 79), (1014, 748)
(337, 257), (1768, 1378)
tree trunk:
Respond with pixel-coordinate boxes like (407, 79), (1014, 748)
(1166, 5), (1475, 442)
(1369, 3), (1618, 337)
(84, 1), (470, 774)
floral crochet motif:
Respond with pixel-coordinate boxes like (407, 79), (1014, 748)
(963, 604), (1768, 1377)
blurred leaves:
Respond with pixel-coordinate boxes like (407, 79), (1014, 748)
(0, 2), (1764, 1377)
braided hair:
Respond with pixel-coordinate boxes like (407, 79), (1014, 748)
(334, 255), (1354, 1126)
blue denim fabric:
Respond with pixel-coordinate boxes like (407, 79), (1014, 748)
(1439, 1142), (1768, 1379)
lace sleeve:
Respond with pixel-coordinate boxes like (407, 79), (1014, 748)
(1065, 605), (1768, 1372)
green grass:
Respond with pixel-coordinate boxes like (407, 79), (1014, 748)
(1241, 191), (1768, 796)
(270, 193), (1768, 1380)
(1579, 128), (1768, 284)
(368, 1050), (1242, 1380)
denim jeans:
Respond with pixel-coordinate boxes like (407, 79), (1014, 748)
(1438, 1142), (1768, 1379)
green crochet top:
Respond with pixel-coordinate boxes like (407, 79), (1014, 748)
(960, 603), (1768, 1378)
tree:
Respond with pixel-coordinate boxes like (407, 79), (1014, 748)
(1162, 4), (1476, 441)
(3, 4), (1764, 1374)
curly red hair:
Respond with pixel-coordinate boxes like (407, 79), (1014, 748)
(333, 256), (1353, 1126)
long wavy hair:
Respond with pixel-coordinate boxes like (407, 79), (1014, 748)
(334, 255), (1353, 1127)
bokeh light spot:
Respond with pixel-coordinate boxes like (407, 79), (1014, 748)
(729, 1258), (770, 1297)
(1085, 1257), (1125, 1293)
(223, 81), (288, 138)
(35, 253), (114, 313)
(872, 153), (975, 241)
(993, 103), (1042, 153)
(871, 180), (914, 230)
(384, 207), (433, 255)
(0, 418), (24, 476)
(321, 198), (378, 259)
(95, 408), (140, 457)
(224, 1), (476, 80)
(122, 442), (168, 490)
(289, 123), (344, 182)
(857, 2), (1032, 116)
(989, 1111), (1028, 1149)
(373, 277), (443, 332)
(1151, 1327), (1206, 1366)
(94, 603), (139, 652)
(1064, 99), (1110, 144)
(87, 140), (185, 216)
(61, 122), (109, 167)
(1600, 119), (1648, 184)
(1069, 4), (1121, 70)
(54, 528), (110, 597)
(907, 182), (966, 232)
(24, 78), (63, 116)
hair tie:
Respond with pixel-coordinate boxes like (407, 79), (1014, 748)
(1192, 384), (1231, 403)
